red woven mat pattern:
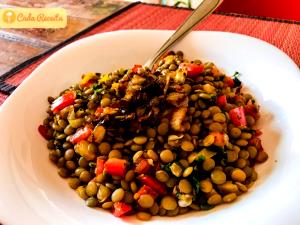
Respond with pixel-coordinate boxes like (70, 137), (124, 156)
(0, 93), (7, 104)
(2, 3), (300, 105)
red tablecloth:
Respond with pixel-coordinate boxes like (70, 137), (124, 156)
(217, 0), (300, 21)
(0, 3), (299, 105)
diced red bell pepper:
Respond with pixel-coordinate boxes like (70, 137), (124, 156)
(151, 63), (159, 73)
(244, 100), (260, 120)
(137, 174), (167, 195)
(104, 158), (127, 177)
(153, 161), (161, 171)
(216, 95), (227, 108)
(134, 158), (151, 174)
(210, 132), (225, 147)
(229, 106), (247, 127)
(95, 158), (105, 175)
(225, 77), (235, 88)
(38, 125), (52, 140)
(135, 185), (158, 200)
(234, 95), (245, 104)
(95, 107), (118, 118)
(249, 137), (264, 151)
(254, 129), (263, 137)
(95, 106), (104, 117)
(132, 64), (142, 73)
(112, 202), (132, 217)
(51, 91), (76, 113)
(70, 126), (93, 144)
(179, 63), (204, 78)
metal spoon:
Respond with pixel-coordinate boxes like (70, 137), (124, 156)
(144, 0), (223, 68)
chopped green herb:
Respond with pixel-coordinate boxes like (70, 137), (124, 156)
(232, 71), (242, 87)
(195, 155), (206, 163)
(89, 162), (96, 168)
(210, 94), (217, 102)
(161, 163), (172, 173)
(233, 71), (241, 78)
(221, 158), (227, 166)
(76, 90), (82, 98)
(192, 176), (201, 195)
(200, 203), (215, 210)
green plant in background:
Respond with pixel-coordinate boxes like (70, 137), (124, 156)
(174, 0), (192, 8)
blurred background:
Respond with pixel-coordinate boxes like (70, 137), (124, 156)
(124, 0), (300, 21)
(0, 0), (299, 77)
(126, 0), (203, 8)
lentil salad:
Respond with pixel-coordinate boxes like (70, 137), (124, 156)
(38, 50), (268, 220)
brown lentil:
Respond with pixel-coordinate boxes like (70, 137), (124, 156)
(243, 166), (253, 177)
(207, 194), (222, 205)
(79, 171), (92, 183)
(123, 191), (134, 204)
(213, 113), (226, 123)
(230, 127), (241, 138)
(203, 134), (215, 147)
(235, 182), (248, 192)
(77, 186), (88, 200)
(147, 149), (158, 161)
(160, 149), (174, 163)
(248, 146), (258, 159)
(130, 181), (138, 193)
(199, 180), (213, 193)
(58, 168), (69, 178)
(138, 194), (154, 208)
(178, 179), (192, 193)
(108, 149), (122, 159)
(183, 167), (193, 177)
(223, 193), (237, 203)
(241, 132), (252, 140)
(256, 151), (268, 163)
(136, 212), (152, 221)
(209, 122), (223, 132)
(98, 142), (111, 155)
(218, 182), (238, 193)
(236, 139), (248, 147)
(133, 136), (148, 145)
(166, 207), (179, 217)
(156, 170), (169, 182)
(181, 141), (194, 152)
(190, 123), (201, 135)
(86, 197), (98, 207)
(211, 170), (226, 185)
(111, 188), (125, 202)
(147, 128), (156, 138)
(236, 158), (247, 168)
(68, 178), (80, 189)
(149, 203), (159, 215)
(157, 123), (169, 136)
(202, 158), (215, 171)
(227, 150), (238, 162)
(161, 196), (177, 210)
(102, 201), (114, 209)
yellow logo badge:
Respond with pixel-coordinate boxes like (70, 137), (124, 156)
(0, 8), (67, 28)
(2, 10), (16, 24)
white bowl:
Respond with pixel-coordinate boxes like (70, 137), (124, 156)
(0, 30), (300, 225)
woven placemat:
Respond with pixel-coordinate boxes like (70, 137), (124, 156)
(0, 2), (299, 105)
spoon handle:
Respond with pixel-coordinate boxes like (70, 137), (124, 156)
(144, 0), (223, 68)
